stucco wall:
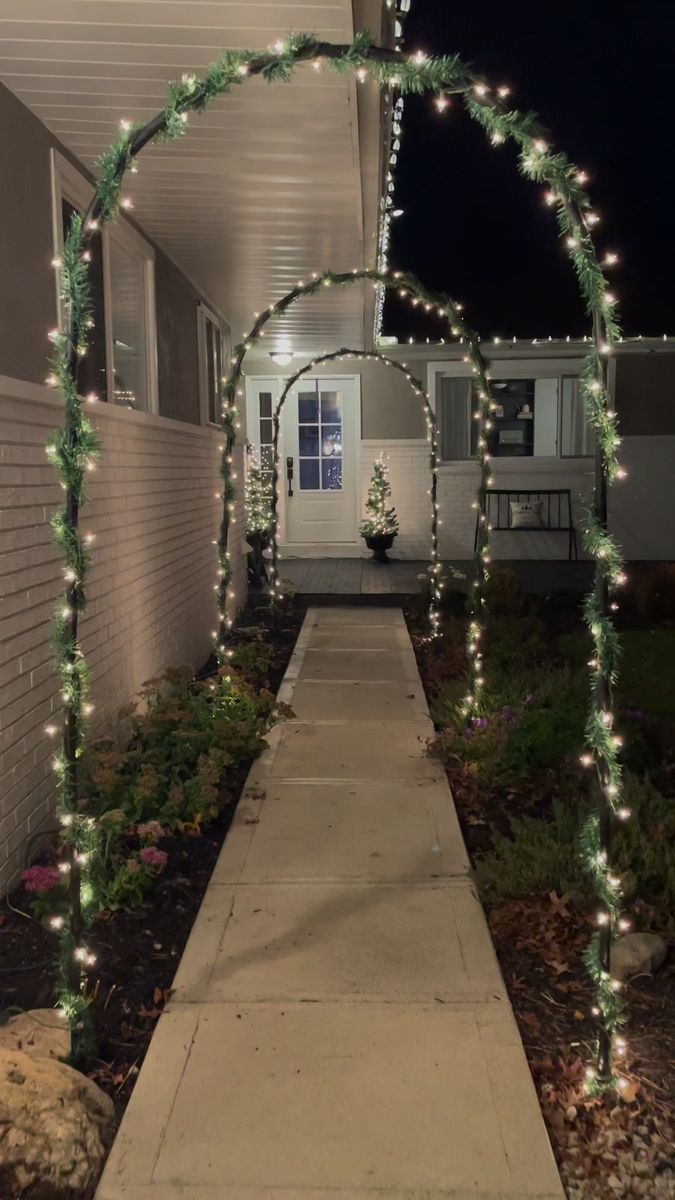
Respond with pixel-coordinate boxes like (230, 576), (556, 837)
(0, 379), (246, 894)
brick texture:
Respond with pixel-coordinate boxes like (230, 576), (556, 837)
(0, 385), (246, 894)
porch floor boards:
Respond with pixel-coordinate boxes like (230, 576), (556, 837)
(276, 556), (594, 597)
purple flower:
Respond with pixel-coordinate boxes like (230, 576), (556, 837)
(140, 847), (168, 871)
(462, 727), (474, 739)
(500, 705), (516, 723)
(22, 865), (61, 895)
(471, 716), (490, 732)
(524, 693), (534, 705)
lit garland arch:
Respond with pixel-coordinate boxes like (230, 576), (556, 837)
(265, 346), (445, 629)
(221, 273), (496, 645)
(48, 30), (628, 1083)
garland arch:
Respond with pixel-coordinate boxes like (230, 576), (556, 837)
(47, 30), (628, 1083)
(223, 270), (496, 650)
(263, 347), (443, 631)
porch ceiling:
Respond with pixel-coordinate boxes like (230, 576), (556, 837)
(0, 0), (387, 355)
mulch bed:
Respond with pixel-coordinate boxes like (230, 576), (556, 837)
(0, 599), (305, 1138)
(407, 609), (674, 1200)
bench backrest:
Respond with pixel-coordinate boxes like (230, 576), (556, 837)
(485, 489), (574, 531)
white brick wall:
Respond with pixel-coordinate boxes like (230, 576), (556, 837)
(0, 379), (246, 894)
(361, 440), (595, 560)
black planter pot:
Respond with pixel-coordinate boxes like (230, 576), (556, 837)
(362, 532), (396, 563)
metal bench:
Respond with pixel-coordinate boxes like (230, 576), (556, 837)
(475, 489), (578, 561)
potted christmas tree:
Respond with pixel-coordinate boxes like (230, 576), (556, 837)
(360, 455), (399, 562)
(245, 448), (273, 586)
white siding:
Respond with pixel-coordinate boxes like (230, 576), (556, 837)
(0, 380), (246, 894)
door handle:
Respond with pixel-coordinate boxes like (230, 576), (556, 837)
(286, 456), (294, 497)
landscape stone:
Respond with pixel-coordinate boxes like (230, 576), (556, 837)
(0, 1047), (114, 1194)
(0, 1007), (70, 1060)
(610, 932), (667, 981)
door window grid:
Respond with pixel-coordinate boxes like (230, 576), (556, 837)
(298, 384), (343, 491)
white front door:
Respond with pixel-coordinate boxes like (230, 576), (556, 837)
(283, 376), (359, 545)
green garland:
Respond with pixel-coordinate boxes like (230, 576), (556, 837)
(265, 345), (453, 635)
(47, 29), (626, 1084)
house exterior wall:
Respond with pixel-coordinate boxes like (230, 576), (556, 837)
(246, 347), (674, 561)
(0, 82), (215, 424)
(0, 378), (246, 894)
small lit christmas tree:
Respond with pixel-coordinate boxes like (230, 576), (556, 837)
(245, 447), (273, 586)
(360, 456), (399, 561)
(245, 447), (272, 537)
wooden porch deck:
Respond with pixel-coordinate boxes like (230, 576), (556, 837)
(275, 557), (593, 598)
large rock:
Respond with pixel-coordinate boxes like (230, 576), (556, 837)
(0, 1047), (115, 1195)
(610, 932), (667, 981)
(0, 1007), (70, 1061)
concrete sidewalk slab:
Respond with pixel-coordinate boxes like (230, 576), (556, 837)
(97, 1004), (562, 1200)
(283, 678), (430, 721)
(97, 607), (564, 1200)
(266, 721), (440, 781)
(171, 881), (506, 1005)
(300, 648), (419, 681)
(211, 778), (470, 884)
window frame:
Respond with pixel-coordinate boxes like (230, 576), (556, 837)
(50, 149), (158, 414)
(197, 302), (230, 427)
(559, 374), (596, 458)
(428, 357), (589, 465)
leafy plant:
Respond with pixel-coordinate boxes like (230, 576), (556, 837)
(476, 773), (675, 915)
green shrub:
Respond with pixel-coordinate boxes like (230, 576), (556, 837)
(485, 566), (526, 616)
(476, 773), (675, 915)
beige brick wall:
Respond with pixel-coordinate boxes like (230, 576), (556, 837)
(0, 378), (247, 894)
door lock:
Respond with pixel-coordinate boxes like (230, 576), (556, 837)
(286, 456), (294, 497)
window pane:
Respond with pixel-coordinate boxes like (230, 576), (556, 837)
(320, 391), (341, 422)
(322, 458), (343, 490)
(62, 199), (107, 401)
(321, 424), (342, 456)
(260, 417), (273, 444)
(109, 237), (148, 410)
(205, 320), (217, 424)
(299, 459), (320, 490)
(298, 390), (318, 422)
(260, 445), (274, 471)
(259, 392), (272, 418)
(560, 377), (594, 456)
(211, 323), (222, 425)
(299, 425), (319, 456)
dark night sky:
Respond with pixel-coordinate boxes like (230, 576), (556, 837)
(383, 0), (675, 342)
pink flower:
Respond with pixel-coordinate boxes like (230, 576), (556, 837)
(140, 847), (168, 871)
(136, 820), (165, 843)
(22, 865), (61, 894)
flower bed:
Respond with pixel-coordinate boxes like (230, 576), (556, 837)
(0, 599), (305, 1187)
(408, 570), (674, 1200)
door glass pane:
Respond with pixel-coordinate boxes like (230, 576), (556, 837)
(260, 445), (274, 471)
(109, 236), (148, 410)
(321, 424), (342, 456)
(322, 458), (342, 490)
(299, 459), (320, 490)
(298, 391), (318, 422)
(259, 392), (272, 419)
(260, 417), (273, 444)
(321, 391), (340, 422)
(299, 425), (319, 456)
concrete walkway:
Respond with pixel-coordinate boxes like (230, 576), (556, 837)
(97, 608), (564, 1200)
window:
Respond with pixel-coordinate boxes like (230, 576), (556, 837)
(438, 369), (592, 461)
(560, 377), (594, 456)
(52, 151), (157, 412)
(198, 304), (230, 426)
